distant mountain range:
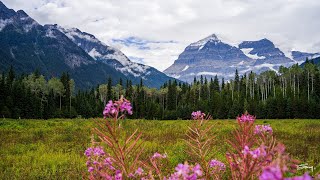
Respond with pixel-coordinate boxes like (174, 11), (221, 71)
(164, 34), (319, 83)
(0, 1), (176, 89)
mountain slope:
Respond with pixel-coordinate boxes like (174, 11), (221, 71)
(0, 1), (127, 89)
(164, 35), (296, 83)
(238, 39), (293, 65)
(0, 1), (176, 89)
(300, 56), (320, 67)
(56, 26), (176, 87)
(292, 51), (320, 63)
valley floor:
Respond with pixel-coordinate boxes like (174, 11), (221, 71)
(0, 119), (319, 179)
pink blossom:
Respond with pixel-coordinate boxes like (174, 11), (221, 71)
(237, 113), (255, 123)
(255, 125), (273, 135)
(192, 164), (203, 176)
(88, 166), (94, 172)
(115, 170), (122, 180)
(242, 145), (251, 155)
(120, 101), (133, 115)
(209, 159), (226, 171)
(103, 100), (118, 117)
(285, 173), (313, 180)
(103, 98), (133, 118)
(135, 167), (144, 176)
(191, 111), (206, 120)
(104, 157), (115, 170)
(242, 146), (266, 159)
(259, 165), (283, 180)
(84, 147), (93, 157)
(93, 147), (105, 156)
(175, 163), (190, 176)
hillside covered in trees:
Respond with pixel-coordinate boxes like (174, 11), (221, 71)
(1, 59), (320, 119)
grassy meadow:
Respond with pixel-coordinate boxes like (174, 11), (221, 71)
(0, 118), (319, 179)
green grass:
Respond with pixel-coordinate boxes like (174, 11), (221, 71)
(0, 119), (319, 179)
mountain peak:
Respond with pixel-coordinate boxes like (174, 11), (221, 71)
(205, 33), (219, 41)
(259, 38), (273, 44)
(189, 33), (221, 48)
(0, 1), (7, 10)
(16, 10), (28, 18)
(239, 38), (275, 49)
(0, 1), (16, 19)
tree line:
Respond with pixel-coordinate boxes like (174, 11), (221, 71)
(1, 59), (320, 119)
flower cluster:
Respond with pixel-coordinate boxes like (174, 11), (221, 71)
(255, 125), (273, 135)
(166, 163), (203, 180)
(84, 147), (105, 157)
(85, 146), (125, 179)
(103, 100), (117, 117)
(120, 101), (132, 114)
(103, 96), (133, 118)
(237, 113), (256, 123)
(191, 111), (206, 120)
(242, 145), (267, 159)
(209, 159), (226, 172)
(259, 165), (283, 180)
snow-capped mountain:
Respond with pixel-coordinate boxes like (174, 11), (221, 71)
(0, 1), (129, 89)
(0, 1), (176, 88)
(164, 34), (299, 83)
(164, 34), (253, 82)
(55, 26), (175, 87)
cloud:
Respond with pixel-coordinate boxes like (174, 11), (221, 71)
(2, 0), (320, 71)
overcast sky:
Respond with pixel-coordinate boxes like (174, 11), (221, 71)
(3, 0), (320, 71)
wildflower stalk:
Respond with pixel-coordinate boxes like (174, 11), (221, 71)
(226, 113), (277, 180)
(86, 96), (145, 179)
(185, 111), (224, 179)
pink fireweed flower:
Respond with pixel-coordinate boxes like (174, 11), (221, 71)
(255, 125), (273, 135)
(209, 159), (226, 171)
(135, 167), (144, 176)
(120, 101), (133, 115)
(175, 163), (190, 176)
(242, 146), (266, 159)
(242, 145), (251, 155)
(237, 113), (255, 123)
(84, 147), (93, 157)
(104, 157), (115, 170)
(192, 164), (203, 176)
(85, 147), (105, 157)
(88, 166), (94, 172)
(191, 111), (205, 120)
(285, 173), (313, 180)
(151, 152), (167, 159)
(115, 170), (122, 180)
(250, 147), (266, 159)
(93, 147), (105, 156)
(166, 164), (202, 180)
(259, 165), (283, 180)
(103, 97), (133, 118)
(103, 100), (118, 117)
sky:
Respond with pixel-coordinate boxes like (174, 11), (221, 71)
(3, 0), (320, 71)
